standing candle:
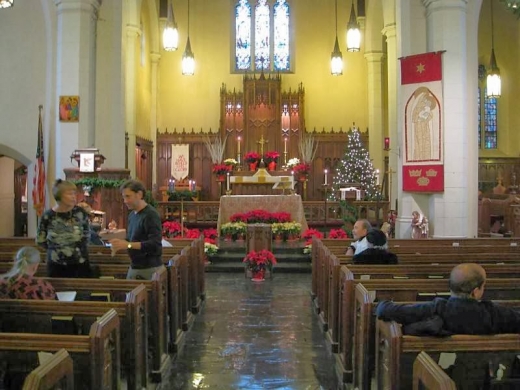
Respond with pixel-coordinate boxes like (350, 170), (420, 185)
(192, 181), (196, 192)
(226, 172), (230, 191)
(375, 169), (380, 185)
(172, 179), (175, 192)
(284, 137), (287, 153)
(324, 169), (328, 185)
(237, 136), (241, 154)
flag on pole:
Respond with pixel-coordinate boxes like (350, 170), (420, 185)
(32, 105), (46, 217)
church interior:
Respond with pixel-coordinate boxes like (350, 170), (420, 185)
(1, 0), (520, 389)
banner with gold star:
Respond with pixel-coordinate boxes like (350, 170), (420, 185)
(400, 51), (444, 192)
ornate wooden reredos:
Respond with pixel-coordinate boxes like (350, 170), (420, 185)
(220, 72), (305, 161)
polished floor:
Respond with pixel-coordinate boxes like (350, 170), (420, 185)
(159, 273), (338, 390)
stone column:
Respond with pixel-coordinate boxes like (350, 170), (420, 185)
(125, 21), (140, 178)
(150, 52), (161, 187)
(54, 0), (102, 177)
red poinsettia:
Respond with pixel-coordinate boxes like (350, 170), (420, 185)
(212, 164), (231, 175)
(302, 228), (324, 241)
(162, 220), (186, 238)
(243, 250), (277, 272)
(230, 210), (291, 224)
(244, 151), (261, 163)
(328, 228), (348, 239)
(293, 163), (311, 175)
(263, 151), (280, 163)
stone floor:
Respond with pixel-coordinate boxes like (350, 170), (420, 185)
(158, 273), (338, 390)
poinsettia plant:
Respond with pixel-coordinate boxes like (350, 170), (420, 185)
(293, 163), (311, 175)
(263, 151), (280, 163)
(230, 210), (291, 224)
(243, 250), (277, 272)
(329, 228), (348, 239)
(244, 151), (260, 163)
(212, 163), (231, 175)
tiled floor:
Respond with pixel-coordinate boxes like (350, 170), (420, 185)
(159, 273), (338, 389)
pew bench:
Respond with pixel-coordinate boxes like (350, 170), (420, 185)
(0, 285), (147, 390)
(412, 352), (456, 390)
(22, 349), (74, 390)
(0, 309), (120, 390)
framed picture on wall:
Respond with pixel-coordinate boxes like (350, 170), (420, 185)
(59, 95), (80, 122)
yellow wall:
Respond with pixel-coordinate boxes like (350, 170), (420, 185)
(478, 0), (520, 157)
(136, 1), (152, 139)
(157, 0), (368, 134)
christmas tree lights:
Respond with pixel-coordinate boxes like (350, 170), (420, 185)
(332, 128), (381, 200)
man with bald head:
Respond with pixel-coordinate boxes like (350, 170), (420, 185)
(376, 263), (520, 335)
(345, 219), (371, 256)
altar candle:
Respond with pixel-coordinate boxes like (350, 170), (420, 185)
(375, 169), (380, 185)
(237, 136), (241, 154)
(189, 180), (192, 191)
(324, 169), (328, 185)
(226, 172), (230, 191)
(172, 179), (175, 192)
(168, 179), (173, 192)
(284, 137), (287, 153)
(192, 180), (196, 191)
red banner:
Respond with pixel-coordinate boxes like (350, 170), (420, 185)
(403, 164), (444, 192)
(401, 52), (442, 85)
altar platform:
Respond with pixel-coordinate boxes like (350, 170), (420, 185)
(229, 169), (295, 196)
(217, 194), (308, 232)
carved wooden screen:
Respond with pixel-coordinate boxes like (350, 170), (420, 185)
(220, 73), (304, 165)
(135, 136), (153, 190)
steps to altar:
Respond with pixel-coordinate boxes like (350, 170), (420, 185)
(206, 239), (312, 273)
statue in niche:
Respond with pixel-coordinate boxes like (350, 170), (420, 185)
(493, 177), (506, 195)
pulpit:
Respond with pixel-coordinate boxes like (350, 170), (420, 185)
(246, 224), (272, 253)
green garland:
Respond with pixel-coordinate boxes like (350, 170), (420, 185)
(71, 178), (126, 188)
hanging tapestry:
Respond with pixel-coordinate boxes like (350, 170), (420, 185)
(171, 144), (189, 181)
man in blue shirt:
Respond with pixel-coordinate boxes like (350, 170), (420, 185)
(376, 263), (520, 335)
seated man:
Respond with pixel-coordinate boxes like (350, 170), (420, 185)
(353, 229), (398, 264)
(345, 219), (371, 256)
(376, 263), (520, 335)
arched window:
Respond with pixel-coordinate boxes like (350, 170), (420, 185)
(234, 0), (291, 72)
(477, 86), (498, 149)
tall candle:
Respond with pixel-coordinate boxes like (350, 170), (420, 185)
(226, 172), (230, 191)
(237, 136), (241, 154)
(172, 179), (175, 192)
(324, 169), (328, 185)
(168, 179), (173, 192)
(192, 180), (196, 191)
(375, 169), (380, 185)
(284, 137), (287, 153)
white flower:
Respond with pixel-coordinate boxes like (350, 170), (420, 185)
(224, 158), (238, 165)
(287, 158), (300, 168)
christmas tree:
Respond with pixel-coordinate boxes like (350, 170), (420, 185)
(332, 128), (381, 200)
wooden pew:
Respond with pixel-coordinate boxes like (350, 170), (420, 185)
(376, 320), (520, 389)
(21, 349), (74, 390)
(321, 237), (520, 248)
(46, 274), (169, 383)
(0, 309), (120, 390)
(352, 282), (520, 390)
(412, 352), (456, 390)
(0, 285), (147, 390)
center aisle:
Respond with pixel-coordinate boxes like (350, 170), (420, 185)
(159, 273), (338, 389)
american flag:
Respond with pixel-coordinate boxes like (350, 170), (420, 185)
(32, 105), (46, 217)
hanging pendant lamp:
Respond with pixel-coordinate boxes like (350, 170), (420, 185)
(162, 0), (179, 51)
(346, 2), (360, 52)
(331, 0), (343, 75)
(182, 0), (195, 75)
(487, 0), (501, 98)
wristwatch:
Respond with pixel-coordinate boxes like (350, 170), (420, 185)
(127, 243), (133, 249)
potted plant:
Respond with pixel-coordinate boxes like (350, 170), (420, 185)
(220, 222), (246, 241)
(243, 249), (277, 281)
(263, 151), (280, 171)
(212, 163), (230, 181)
(293, 163), (311, 181)
(223, 158), (238, 170)
(244, 151), (260, 171)
(287, 157), (300, 169)
(162, 220), (186, 238)
(204, 242), (219, 264)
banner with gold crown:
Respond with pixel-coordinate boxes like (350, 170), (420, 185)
(400, 51), (444, 192)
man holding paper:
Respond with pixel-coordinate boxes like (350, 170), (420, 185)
(110, 180), (164, 280)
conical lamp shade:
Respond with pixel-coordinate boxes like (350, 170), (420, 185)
(331, 36), (343, 76)
(346, 3), (361, 52)
(486, 48), (501, 98)
(182, 37), (195, 76)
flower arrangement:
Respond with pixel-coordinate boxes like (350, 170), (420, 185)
(162, 221), (186, 238)
(220, 222), (247, 238)
(243, 250), (277, 272)
(302, 228), (324, 242)
(167, 190), (197, 201)
(212, 163), (231, 176)
(303, 243), (312, 254)
(329, 228), (348, 239)
(204, 242), (219, 256)
(272, 222), (302, 240)
(287, 157), (300, 168)
(263, 151), (280, 163)
(203, 228), (218, 244)
(293, 163), (311, 175)
(244, 151), (261, 163)
(224, 158), (238, 167)
(230, 210), (291, 224)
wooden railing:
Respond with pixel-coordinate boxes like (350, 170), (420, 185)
(156, 200), (390, 229)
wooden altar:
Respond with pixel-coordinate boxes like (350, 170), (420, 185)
(217, 195), (308, 233)
(229, 169), (295, 195)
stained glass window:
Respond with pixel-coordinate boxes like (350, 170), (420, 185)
(235, 0), (251, 70)
(234, 0), (291, 72)
(273, 0), (290, 71)
(478, 86), (498, 149)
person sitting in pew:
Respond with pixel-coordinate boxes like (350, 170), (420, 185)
(0, 246), (56, 300)
(352, 229), (398, 264)
(376, 263), (520, 335)
(345, 219), (371, 256)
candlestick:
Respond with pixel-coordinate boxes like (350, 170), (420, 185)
(168, 178), (173, 192)
(324, 169), (328, 185)
(226, 172), (230, 191)
(172, 179), (175, 192)
(192, 180), (196, 192)
(237, 136), (241, 154)
(284, 137), (287, 153)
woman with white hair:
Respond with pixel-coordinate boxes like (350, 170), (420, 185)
(353, 229), (398, 265)
(0, 246), (56, 300)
